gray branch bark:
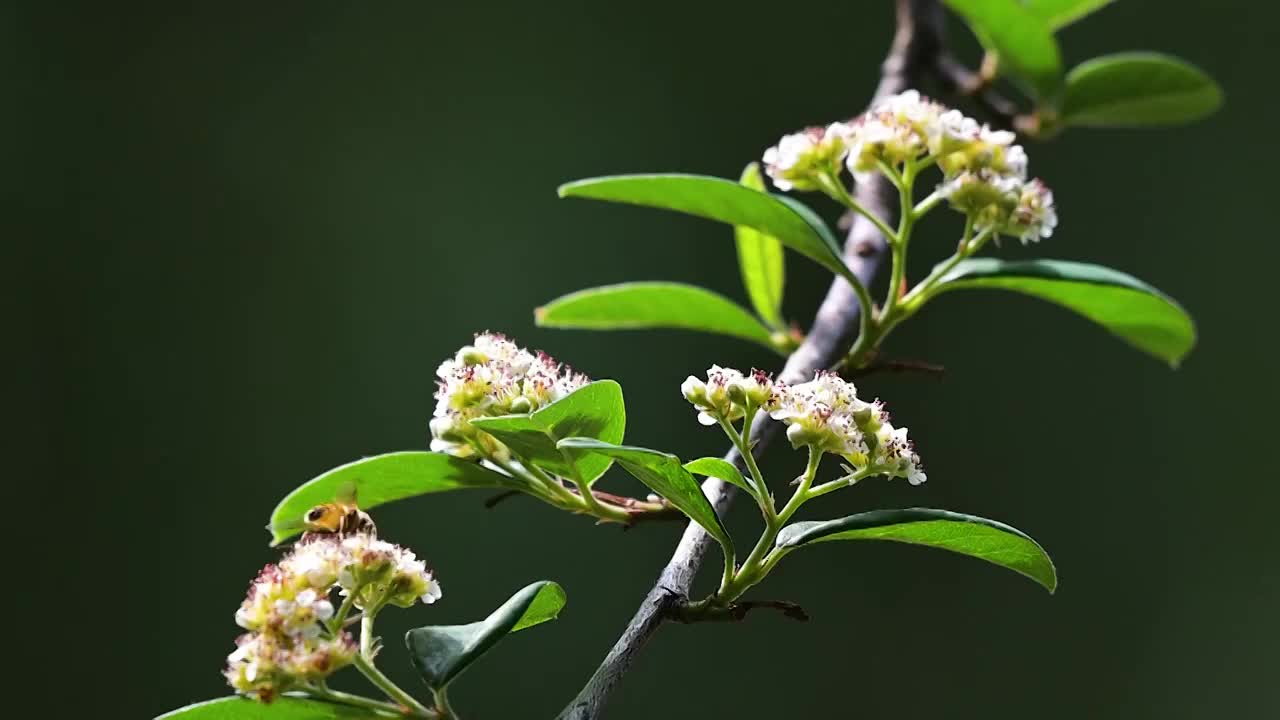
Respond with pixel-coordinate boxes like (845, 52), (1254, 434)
(557, 3), (947, 717)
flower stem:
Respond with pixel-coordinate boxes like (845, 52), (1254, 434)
(352, 653), (435, 717)
(307, 685), (436, 718)
(434, 687), (459, 719)
(818, 171), (898, 247)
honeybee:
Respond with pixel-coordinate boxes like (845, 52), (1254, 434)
(276, 481), (377, 541)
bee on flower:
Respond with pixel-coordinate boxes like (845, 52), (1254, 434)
(225, 532), (441, 702)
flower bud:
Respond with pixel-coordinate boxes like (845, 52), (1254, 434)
(508, 396), (534, 414)
(455, 345), (489, 366)
(680, 376), (707, 405)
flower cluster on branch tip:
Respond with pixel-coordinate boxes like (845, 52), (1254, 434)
(764, 90), (1057, 244)
(430, 332), (589, 458)
(683, 367), (924, 486)
(226, 532), (441, 702)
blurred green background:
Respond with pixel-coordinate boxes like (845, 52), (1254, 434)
(18, 1), (1279, 718)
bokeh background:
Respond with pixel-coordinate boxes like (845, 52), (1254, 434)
(17, 1), (1279, 718)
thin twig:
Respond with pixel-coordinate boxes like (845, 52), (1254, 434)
(930, 53), (1026, 133)
(555, 3), (947, 717)
(849, 358), (946, 379)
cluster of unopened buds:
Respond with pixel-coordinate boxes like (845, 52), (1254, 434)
(683, 367), (925, 485)
(430, 332), (589, 458)
(225, 532), (441, 702)
(763, 90), (1057, 244)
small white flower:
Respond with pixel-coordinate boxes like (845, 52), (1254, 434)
(763, 124), (849, 192)
(682, 365), (752, 425)
(1003, 178), (1057, 243)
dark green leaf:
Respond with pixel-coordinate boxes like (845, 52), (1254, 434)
(535, 282), (777, 350)
(1020, 0), (1113, 29)
(405, 581), (566, 691)
(156, 696), (388, 719)
(470, 380), (625, 486)
(936, 258), (1195, 367)
(1062, 52), (1222, 127)
(558, 174), (853, 284)
(684, 457), (754, 495)
(558, 438), (734, 556)
(945, 0), (1063, 100)
(734, 163), (786, 328)
(269, 453), (520, 546)
(776, 508), (1056, 593)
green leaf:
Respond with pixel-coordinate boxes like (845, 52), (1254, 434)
(1019, 0), (1113, 29)
(945, 0), (1063, 101)
(535, 282), (777, 351)
(558, 174), (853, 284)
(557, 438), (734, 556)
(935, 258), (1195, 367)
(776, 508), (1057, 593)
(268, 453), (520, 546)
(156, 696), (387, 719)
(684, 456), (754, 495)
(1062, 52), (1223, 127)
(470, 380), (625, 486)
(734, 163), (786, 328)
(405, 581), (566, 691)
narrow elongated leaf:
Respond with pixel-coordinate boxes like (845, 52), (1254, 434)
(405, 581), (566, 691)
(684, 457), (754, 495)
(535, 282), (776, 350)
(470, 380), (625, 486)
(734, 163), (786, 328)
(558, 174), (853, 284)
(936, 258), (1195, 366)
(776, 508), (1056, 593)
(269, 453), (520, 545)
(945, 0), (1063, 100)
(156, 696), (386, 719)
(1062, 53), (1223, 127)
(557, 438), (733, 556)
(1020, 0), (1113, 29)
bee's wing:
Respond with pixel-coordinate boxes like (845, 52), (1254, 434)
(335, 479), (360, 508)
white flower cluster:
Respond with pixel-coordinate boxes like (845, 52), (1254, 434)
(682, 367), (925, 485)
(762, 90), (1057, 244)
(226, 533), (441, 702)
(681, 366), (774, 426)
(430, 332), (589, 457)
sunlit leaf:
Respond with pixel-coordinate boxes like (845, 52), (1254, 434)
(945, 0), (1064, 101)
(777, 508), (1056, 593)
(535, 282), (777, 351)
(684, 456), (754, 495)
(936, 258), (1195, 366)
(558, 438), (734, 557)
(558, 174), (853, 284)
(1020, 0), (1113, 29)
(734, 163), (786, 328)
(405, 581), (566, 691)
(268, 453), (520, 546)
(470, 380), (625, 486)
(1062, 52), (1222, 127)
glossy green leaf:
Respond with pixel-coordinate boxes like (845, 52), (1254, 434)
(535, 282), (776, 350)
(945, 0), (1063, 100)
(470, 380), (625, 486)
(156, 696), (387, 719)
(558, 174), (853, 284)
(684, 456), (754, 495)
(558, 438), (734, 556)
(1020, 0), (1113, 29)
(1062, 53), (1223, 127)
(937, 258), (1195, 366)
(734, 163), (786, 328)
(268, 453), (521, 546)
(405, 581), (566, 691)
(776, 508), (1056, 593)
